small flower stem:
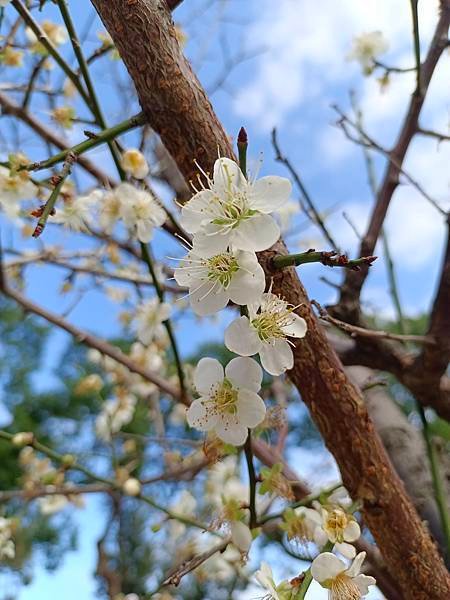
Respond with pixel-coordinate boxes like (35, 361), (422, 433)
(409, 0), (422, 94)
(258, 482), (342, 524)
(27, 112), (146, 172)
(140, 243), (186, 403)
(11, 0), (91, 108)
(244, 430), (257, 528)
(56, 0), (125, 178)
(271, 250), (377, 271)
(237, 126), (248, 179)
(32, 152), (76, 237)
(295, 569), (313, 600)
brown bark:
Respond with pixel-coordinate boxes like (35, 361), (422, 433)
(90, 0), (450, 597)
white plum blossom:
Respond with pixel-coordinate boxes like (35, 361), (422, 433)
(174, 248), (265, 316)
(0, 165), (37, 220)
(135, 297), (171, 345)
(229, 520), (252, 553)
(99, 189), (123, 234)
(180, 157), (291, 254)
(187, 357), (266, 445)
(318, 506), (361, 548)
(95, 390), (137, 441)
(225, 292), (307, 375)
(121, 149), (149, 179)
(52, 190), (101, 232)
(0, 518), (15, 560)
(26, 20), (68, 48)
(347, 31), (389, 73)
(123, 478), (142, 496)
(254, 562), (295, 600)
(38, 493), (69, 515)
(116, 183), (166, 242)
(311, 551), (376, 599)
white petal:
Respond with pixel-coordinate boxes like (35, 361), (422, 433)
(194, 358), (224, 396)
(314, 527), (329, 548)
(136, 220), (154, 243)
(180, 190), (215, 233)
(186, 399), (219, 432)
(249, 176), (292, 213)
(353, 574), (376, 595)
(230, 521), (252, 552)
(191, 225), (230, 257)
(259, 339), (293, 376)
(311, 552), (346, 584)
(346, 552), (366, 578)
(224, 316), (262, 356)
(301, 507), (323, 526)
(213, 158), (245, 194)
(228, 253), (266, 305)
(173, 253), (201, 287)
(189, 281), (229, 316)
(215, 417), (248, 446)
(335, 542), (357, 559)
(231, 213), (280, 252)
(225, 357), (262, 392)
(343, 520), (361, 543)
(236, 390), (266, 427)
(282, 313), (308, 338)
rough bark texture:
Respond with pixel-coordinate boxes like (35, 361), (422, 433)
(90, 1), (450, 597)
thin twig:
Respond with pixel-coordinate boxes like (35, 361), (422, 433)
(271, 128), (339, 249)
(244, 431), (257, 528)
(312, 300), (435, 346)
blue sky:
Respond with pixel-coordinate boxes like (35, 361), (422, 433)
(1, 0), (448, 597)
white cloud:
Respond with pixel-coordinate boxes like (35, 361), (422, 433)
(233, 0), (441, 129)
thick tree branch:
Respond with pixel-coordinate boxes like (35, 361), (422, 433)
(89, 1), (450, 596)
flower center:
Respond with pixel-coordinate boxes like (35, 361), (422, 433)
(206, 253), (239, 288)
(211, 378), (238, 415)
(330, 573), (361, 600)
(251, 299), (296, 342)
(324, 509), (350, 543)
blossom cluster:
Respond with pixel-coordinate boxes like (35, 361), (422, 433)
(0, 149), (165, 244)
(174, 157), (307, 445)
(255, 487), (375, 598)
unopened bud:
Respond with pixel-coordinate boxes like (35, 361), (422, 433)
(12, 432), (34, 447)
(122, 478), (141, 497)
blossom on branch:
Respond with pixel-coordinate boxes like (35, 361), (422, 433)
(0, 518), (15, 561)
(180, 157), (291, 254)
(52, 191), (100, 232)
(254, 562), (297, 600)
(347, 31), (388, 74)
(311, 551), (376, 599)
(225, 292), (307, 375)
(174, 248), (265, 316)
(135, 297), (171, 345)
(116, 183), (166, 242)
(121, 149), (150, 179)
(187, 357), (266, 445)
